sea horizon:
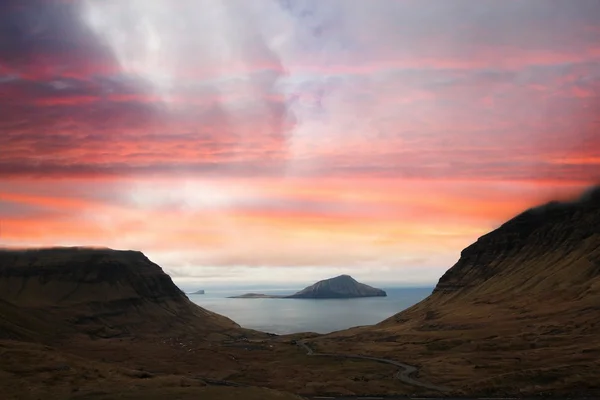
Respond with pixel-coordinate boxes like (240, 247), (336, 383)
(184, 286), (434, 335)
(174, 281), (437, 294)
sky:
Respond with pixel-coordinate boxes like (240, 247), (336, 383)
(0, 0), (599, 287)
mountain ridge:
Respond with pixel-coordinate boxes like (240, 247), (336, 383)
(432, 185), (600, 297)
(315, 185), (600, 396)
(0, 247), (241, 340)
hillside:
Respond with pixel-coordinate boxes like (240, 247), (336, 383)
(288, 275), (386, 298)
(0, 339), (305, 400)
(0, 248), (280, 399)
(316, 186), (600, 397)
(432, 186), (600, 299)
(0, 247), (239, 341)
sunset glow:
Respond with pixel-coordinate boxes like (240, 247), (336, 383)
(1, 1), (599, 285)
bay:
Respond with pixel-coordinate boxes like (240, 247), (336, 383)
(186, 287), (433, 335)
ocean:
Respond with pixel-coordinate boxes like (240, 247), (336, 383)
(186, 287), (433, 335)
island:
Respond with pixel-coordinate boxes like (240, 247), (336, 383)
(228, 293), (285, 299)
(190, 289), (205, 295)
(288, 274), (387, 298)
(229, 275), (386, 299)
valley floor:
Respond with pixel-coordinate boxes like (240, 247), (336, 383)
(313, 297), (600, 397)
(0, 332), (427, 400)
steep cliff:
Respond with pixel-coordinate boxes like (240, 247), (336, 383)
(432, 186), (600, 300)
(0, 247), (239, 340)
(318, 186), (600, 396)
(288, 275), (386, 298)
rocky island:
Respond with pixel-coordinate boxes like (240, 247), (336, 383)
(190, 289), (205, 295)
(288, 274), (387, 298)
(229, 275), (386, 299)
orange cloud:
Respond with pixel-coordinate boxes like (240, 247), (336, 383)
(2, 0), (599, 282)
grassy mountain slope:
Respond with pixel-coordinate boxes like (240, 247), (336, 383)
(317, 187), (600, 397)
(0, 248), (240, 341)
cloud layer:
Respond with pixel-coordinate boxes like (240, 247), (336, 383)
(1, 0), (599, 284)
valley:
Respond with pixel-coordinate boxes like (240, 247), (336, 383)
(1, 187), (599, 399)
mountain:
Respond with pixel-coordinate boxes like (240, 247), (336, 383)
(191, 289), (205, 294)
(287, 275), (387, 298)
(432, 186), (600, 298)
(317, 186), (600, 396)
(0, 247), (239, 340)
(228, 275), (386, 299)
(0, 247), (315, 400)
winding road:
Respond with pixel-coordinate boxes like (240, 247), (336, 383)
(297, 340), (450, 393)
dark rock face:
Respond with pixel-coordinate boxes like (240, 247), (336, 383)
(358, 187), (600, 397)
(0, 247), (239, 339)
(434, 186), (600, 295)
(287, 275), (387, 299)
(0, 248), (185, 306)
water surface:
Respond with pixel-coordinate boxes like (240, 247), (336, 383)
(187, 287), (433, 334)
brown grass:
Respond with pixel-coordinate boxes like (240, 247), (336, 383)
(3, 205), (600, 400)
(0, 339), (307, 400)
(315, 225), (600, 397)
